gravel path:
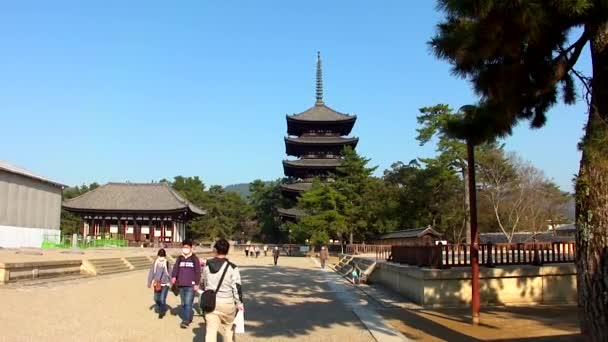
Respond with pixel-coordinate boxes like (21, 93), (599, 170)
(1, 255), (375, 342)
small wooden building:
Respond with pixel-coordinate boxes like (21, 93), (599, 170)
(63, 182), (205, 244)
(375, 226), (442, 246)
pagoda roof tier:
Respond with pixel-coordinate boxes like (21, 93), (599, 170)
(285, 136), (358, 157)
(63, 182), (206, 216)
(285, 136), (358, 145)
(277, 207), (306, 219)
(287, 119), (356, 136)
(280, 181), (313, 194)
(286, 105), (356, 136)
(283, 158), (342, 178)
(288, 103), (355, 122)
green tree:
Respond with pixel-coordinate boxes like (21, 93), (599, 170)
(249, 179), (285, 242)
(60, 183), (100, 235)
(166, 176), (254, 241)
(333, 146), (378, 244)
(417, 104), (502, 243)
(358, 177), (400, 242)
(430, 1), (608, 336)
(298, 180), (348, 246)
(384, 159), (466, 242)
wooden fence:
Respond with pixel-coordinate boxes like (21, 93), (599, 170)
(346, 244), (392, 261)
(388, 242), (576, 269)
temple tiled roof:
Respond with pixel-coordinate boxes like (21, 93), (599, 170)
(377, 227), (442, 240)
(63, 182), (206, 215)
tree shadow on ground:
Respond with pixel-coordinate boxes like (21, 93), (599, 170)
(372, 261), (580, 340)
(377, 303), (582, 341)
(379, 308), (485, 342)
(189, 263), (380, 341)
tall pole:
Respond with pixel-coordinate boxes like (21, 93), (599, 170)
(467, 138), (480, 324)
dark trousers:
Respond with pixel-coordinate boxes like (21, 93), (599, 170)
(179, 286), (195, 323)
(154, 286), (170, 313)
(273, 256), (279, 265)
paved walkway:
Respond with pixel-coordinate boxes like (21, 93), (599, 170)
(0, 255), (399, 342)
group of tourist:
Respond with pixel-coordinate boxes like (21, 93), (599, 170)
(244, 244), (281, 266)
(244, 245), (262, 258)
(146, 239), (243, 342)
(145, 240), (330, 340)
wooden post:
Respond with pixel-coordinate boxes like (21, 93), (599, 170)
(133, 217), (138, 242)
(173, 219), (177, 243)
(467, 138), (480, 325)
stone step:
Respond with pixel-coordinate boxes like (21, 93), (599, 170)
(88, 258), (125, 266)
(93, 263), (130, 270)
(95, 266), (132, 275)
(125, 257), (153, 269)
(5, 274), (92, 287)
(86, 258), (132, 275)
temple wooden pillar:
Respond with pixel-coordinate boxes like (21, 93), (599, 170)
(172, 220), (177, 243)
(133, 217), (138, 242)
(117, 217), (122, 239)
(148, 217), (153, 242)
(161, 219), (165, 241)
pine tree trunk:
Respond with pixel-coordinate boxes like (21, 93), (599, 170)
(463, 166), (472, 244)
(576, 20), (608, 341)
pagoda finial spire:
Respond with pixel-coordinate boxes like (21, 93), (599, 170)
(315, 51), (324, 105)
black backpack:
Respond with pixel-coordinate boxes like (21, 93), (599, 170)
(200, 261), (229, 313)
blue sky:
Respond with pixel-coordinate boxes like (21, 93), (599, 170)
(0, 1), (590, 191)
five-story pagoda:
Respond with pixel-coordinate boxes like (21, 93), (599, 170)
(278, 52), (358, 220)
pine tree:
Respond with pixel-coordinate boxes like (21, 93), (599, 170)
(430, 1), (608, 338)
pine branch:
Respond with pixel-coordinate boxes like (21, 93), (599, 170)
(534, 29), (589, 98)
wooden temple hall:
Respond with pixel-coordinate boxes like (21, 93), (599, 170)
(62, 182), (205, 243)
(278, 52), (359, 220)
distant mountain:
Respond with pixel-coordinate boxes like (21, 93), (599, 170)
(224, 183), (252, 199)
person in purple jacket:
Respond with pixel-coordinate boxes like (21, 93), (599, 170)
(171, 240), (201, 329)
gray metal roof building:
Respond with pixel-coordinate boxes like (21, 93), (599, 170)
(0, 161), (66, 248)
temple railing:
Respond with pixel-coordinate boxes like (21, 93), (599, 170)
(389, 242), (576, 269)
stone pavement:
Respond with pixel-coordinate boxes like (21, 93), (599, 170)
(0, 254), (396, 342)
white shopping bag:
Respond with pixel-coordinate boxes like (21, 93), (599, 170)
(234, 310), (245, 334)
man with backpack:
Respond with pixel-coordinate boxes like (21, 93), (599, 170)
(202, 238), (244, 342)
(171, 240), (201, 329)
